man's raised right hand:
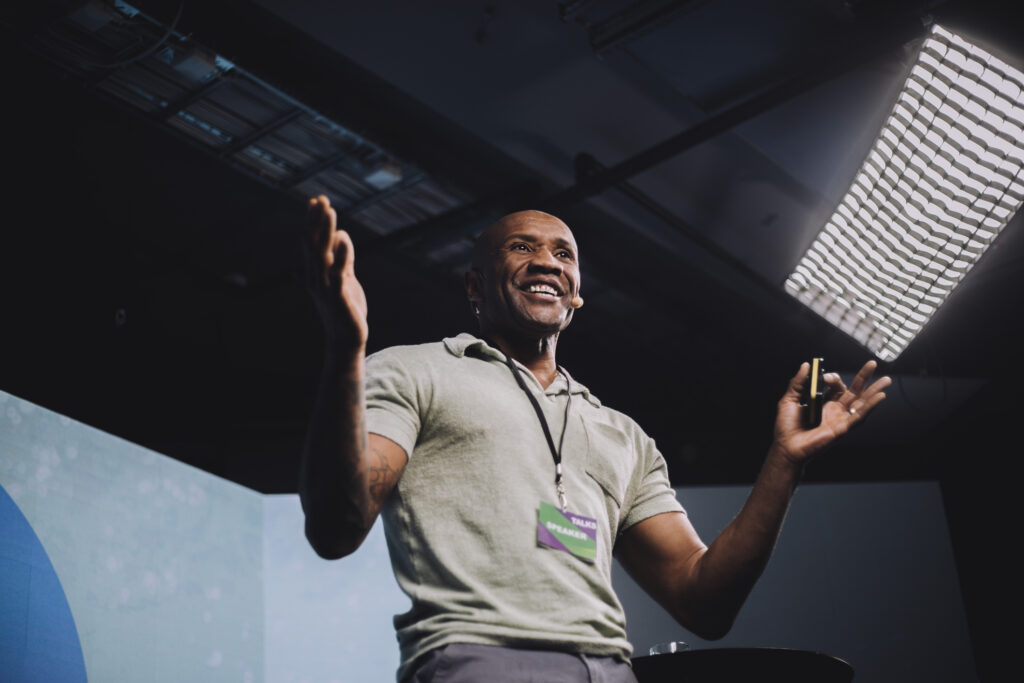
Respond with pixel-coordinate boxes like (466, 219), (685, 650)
(305, 195), (368, 352)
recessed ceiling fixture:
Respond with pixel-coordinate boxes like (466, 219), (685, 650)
(785, 24), (1024, 361)
(25, 0), (466, 237)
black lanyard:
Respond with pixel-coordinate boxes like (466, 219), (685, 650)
(501, 352), (572, 511)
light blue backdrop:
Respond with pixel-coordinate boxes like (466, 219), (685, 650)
(263, 495), (409, 682)
(0, 390), (264, 682)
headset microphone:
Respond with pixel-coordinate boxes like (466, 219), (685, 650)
(570, 296), (584, 309)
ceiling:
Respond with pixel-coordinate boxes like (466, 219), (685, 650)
(2, 0), (1020, 677)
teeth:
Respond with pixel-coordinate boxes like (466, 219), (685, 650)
(527, 284), (558, 296)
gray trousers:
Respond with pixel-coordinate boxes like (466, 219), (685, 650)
(409, 643), (639, 683)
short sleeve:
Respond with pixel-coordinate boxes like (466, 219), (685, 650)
(619, 434), (685, 534)
(365, 348), (422, 457)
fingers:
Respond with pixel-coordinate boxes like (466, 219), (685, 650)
(821, 361), (891, 401)
(306, 195), (358, 289)
(787, 358), (891, 428)
(326, 228), (356, 299)
(822, 372), (846, 401)
(853, 362), (891, 404)
(862, 375), (892, 401)
(785, 360), (891, 408)
(848, 360), (878, 395)
(332, 225), (356, 278)
(307, 196), (331, 286)
(847, 385), (888, 421)
(308, 195), (335, 254)
(842, 361), (891, 420)
(784, 362), (810, 401)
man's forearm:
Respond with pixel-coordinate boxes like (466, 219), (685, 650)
(299, 346), (372, 559)
(684, 446), (802, 637)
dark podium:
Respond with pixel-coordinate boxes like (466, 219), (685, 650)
(632, 647), (854, 683)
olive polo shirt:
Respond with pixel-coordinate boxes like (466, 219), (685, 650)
(365, 333), (685, 682)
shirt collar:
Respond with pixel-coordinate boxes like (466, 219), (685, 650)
(443, 333), (601, 407)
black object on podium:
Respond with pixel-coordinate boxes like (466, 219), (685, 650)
(632, 647), (854, 683)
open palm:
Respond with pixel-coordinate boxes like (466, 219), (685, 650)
(773, 360), (891, 465)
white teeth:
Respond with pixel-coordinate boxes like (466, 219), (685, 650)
(527, 284), (558, 296)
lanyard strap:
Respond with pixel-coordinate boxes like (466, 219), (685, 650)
(501, 352), (572, 512)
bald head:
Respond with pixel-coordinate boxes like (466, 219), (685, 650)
(471, 210), (577, 272)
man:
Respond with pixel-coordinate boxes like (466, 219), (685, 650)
(298, 195), (890, 682)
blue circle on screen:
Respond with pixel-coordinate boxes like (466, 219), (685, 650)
(0, 483), (88, 682)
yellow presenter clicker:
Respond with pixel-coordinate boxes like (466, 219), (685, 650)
(802, 357), (825, 428)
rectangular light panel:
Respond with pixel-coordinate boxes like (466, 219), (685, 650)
(785, 24), (1024, 361)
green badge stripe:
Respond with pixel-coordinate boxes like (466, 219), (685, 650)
(538, 501), (596, 561)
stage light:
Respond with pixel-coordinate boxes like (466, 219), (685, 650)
(785, 24), (1024, 361)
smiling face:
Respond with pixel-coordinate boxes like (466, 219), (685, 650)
(467, 210), (581, 341)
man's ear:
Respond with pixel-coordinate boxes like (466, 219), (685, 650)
(465, 268), (484, 304)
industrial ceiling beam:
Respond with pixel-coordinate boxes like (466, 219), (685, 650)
(218, 108), (302, 159)
(538, 11), (935, 214)
(589, 0), (712, 56)
(380, 4), (949, 254)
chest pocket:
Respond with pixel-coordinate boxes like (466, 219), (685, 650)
(583, 419), (634, 510)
